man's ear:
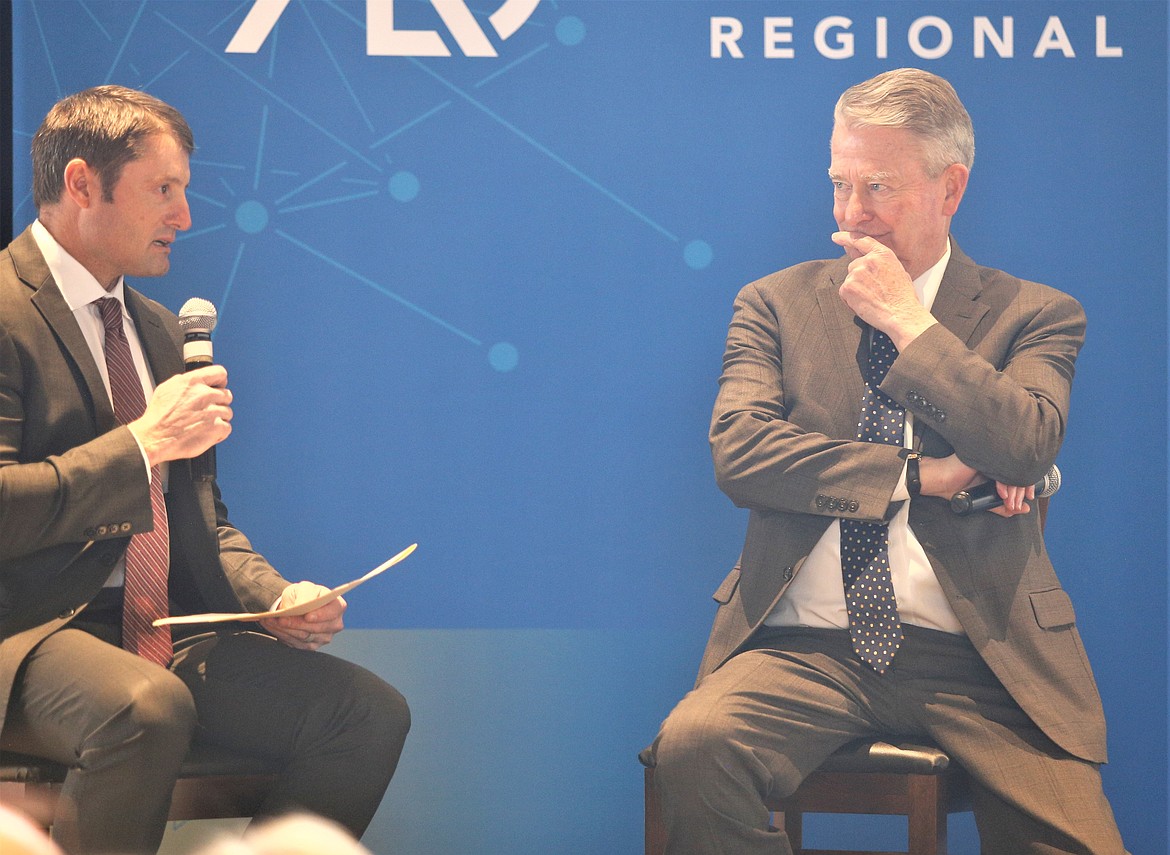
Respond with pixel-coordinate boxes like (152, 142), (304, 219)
(941, 163), (969, 217)
(61, 158), (99, 209)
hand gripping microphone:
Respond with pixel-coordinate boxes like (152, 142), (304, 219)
(950, 464), (1061, 515)
(178, 298), (218, 481)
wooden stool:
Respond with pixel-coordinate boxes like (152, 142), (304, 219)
(643, 739), (972, 855)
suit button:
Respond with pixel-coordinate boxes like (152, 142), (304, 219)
(84, 527), (96, 538)
(782, 567), (794, 581)
(58, 608), (77, 619)
(849, 500), (859, 512)
(119, 522), (132, 533)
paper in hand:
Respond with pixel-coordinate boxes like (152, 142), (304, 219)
(154, 543), (417, 627)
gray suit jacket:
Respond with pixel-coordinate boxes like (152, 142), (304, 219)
(698, 242), (1108, 764)
(0, 226), (288, 736)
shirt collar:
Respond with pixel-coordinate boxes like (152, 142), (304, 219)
(914, 238), (951, 314)
(31, 219), (128, 311)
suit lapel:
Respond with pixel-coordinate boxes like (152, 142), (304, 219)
(817, 256), (867, 410)
(930, 241), (990, 345)
(13, 230), (117, 432)
(126, 289), (182, 385)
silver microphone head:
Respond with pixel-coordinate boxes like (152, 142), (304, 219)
(178, 297), (217, 334)
(1038, 465), (1061, 498)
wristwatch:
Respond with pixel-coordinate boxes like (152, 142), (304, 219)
(902, 450), (923, 497)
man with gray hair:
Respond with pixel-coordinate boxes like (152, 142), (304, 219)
(647, 68), (1125, 853)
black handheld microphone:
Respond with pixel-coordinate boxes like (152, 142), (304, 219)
(178, 298), (218, 482)
(950, 464), (1061, 515)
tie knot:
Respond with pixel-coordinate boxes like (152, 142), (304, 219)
(96, 297), (124, 332)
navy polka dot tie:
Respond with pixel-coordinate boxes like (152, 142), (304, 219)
(841, 328), (904, 673)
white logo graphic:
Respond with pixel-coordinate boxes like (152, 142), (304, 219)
(226, 0), (541, 57)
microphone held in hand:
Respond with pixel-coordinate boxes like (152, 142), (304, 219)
(178, 298), (219, 481)
(950, 465), (1061, 515)
(178, 297), (217, 369)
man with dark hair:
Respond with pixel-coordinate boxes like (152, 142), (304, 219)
(0, 85), (410, 855)
(647, 68), (1126, 854)
(30, 86), (195, 209)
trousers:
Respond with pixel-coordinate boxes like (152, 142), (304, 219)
(1, 622), (410, 855)
(649, 625), (1126, 855)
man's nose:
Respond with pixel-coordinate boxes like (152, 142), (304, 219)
(840, 189), (870, 226)
(171, 193), (192, 231)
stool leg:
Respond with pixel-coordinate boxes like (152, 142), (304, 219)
(907, 774), (947, 855)
(644, 767), (667, 855)
(781, 809), (804, 853)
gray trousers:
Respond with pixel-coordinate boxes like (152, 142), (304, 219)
(2, 626), (409, 855)
(648, 625), (1126, 855)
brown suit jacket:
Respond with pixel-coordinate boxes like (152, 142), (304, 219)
(0, 226), (288, 736)
(698, 241), (1108, 764)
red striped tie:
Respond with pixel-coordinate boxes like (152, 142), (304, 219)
(96, 297), (173, 666)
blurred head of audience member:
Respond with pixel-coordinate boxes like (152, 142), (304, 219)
(196, 813), (372, 855)
(0, 805), (65, 855)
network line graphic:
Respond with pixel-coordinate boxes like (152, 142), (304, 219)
(16, 0), (714, 373)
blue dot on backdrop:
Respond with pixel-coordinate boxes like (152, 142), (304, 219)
(488, 341), (519, 373)
(5, 2), (1166, 853)
(684, 239), (714, 270)
(389, 171), (420, 203)
(556, 16), (586, 47)
(235, 200), (269, 235)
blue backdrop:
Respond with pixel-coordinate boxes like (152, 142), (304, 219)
(7, 2), (1167, 852)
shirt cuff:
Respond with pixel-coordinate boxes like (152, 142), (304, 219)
(128, 427), (152, 477)
(891, 459), (911, 501)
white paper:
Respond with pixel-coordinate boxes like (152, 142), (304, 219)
(154, 542), (417, 626)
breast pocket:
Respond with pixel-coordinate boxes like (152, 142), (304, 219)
(1029, 588), (1076, 630)
(712, 566), (741, 605)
